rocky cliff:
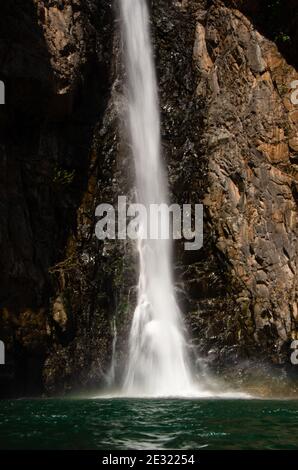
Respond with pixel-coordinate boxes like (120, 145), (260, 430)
(0, 0), (297, 397)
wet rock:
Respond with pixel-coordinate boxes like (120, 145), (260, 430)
(0, 0), (114, 396)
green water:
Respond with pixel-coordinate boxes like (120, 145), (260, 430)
(0, 398), (297, 450)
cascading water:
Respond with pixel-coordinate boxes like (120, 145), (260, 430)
(119, 0), (195, 397)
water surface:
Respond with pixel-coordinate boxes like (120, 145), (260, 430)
(0, 398), (297, 450)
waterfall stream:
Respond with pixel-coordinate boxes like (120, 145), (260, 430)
(119, 0), (195, 396)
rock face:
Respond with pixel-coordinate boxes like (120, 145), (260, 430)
(0, 0), (113, 396)
(192, 1), (298, 375)
(0, 0), (297, 397)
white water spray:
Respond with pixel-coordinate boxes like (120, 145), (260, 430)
(119, 0), (195, 397)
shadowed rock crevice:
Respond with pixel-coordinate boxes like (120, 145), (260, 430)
(224, 0), (298, 70)
(0, 0), (114, 397)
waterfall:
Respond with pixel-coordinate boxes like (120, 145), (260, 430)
(119, 0), (194, 396)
